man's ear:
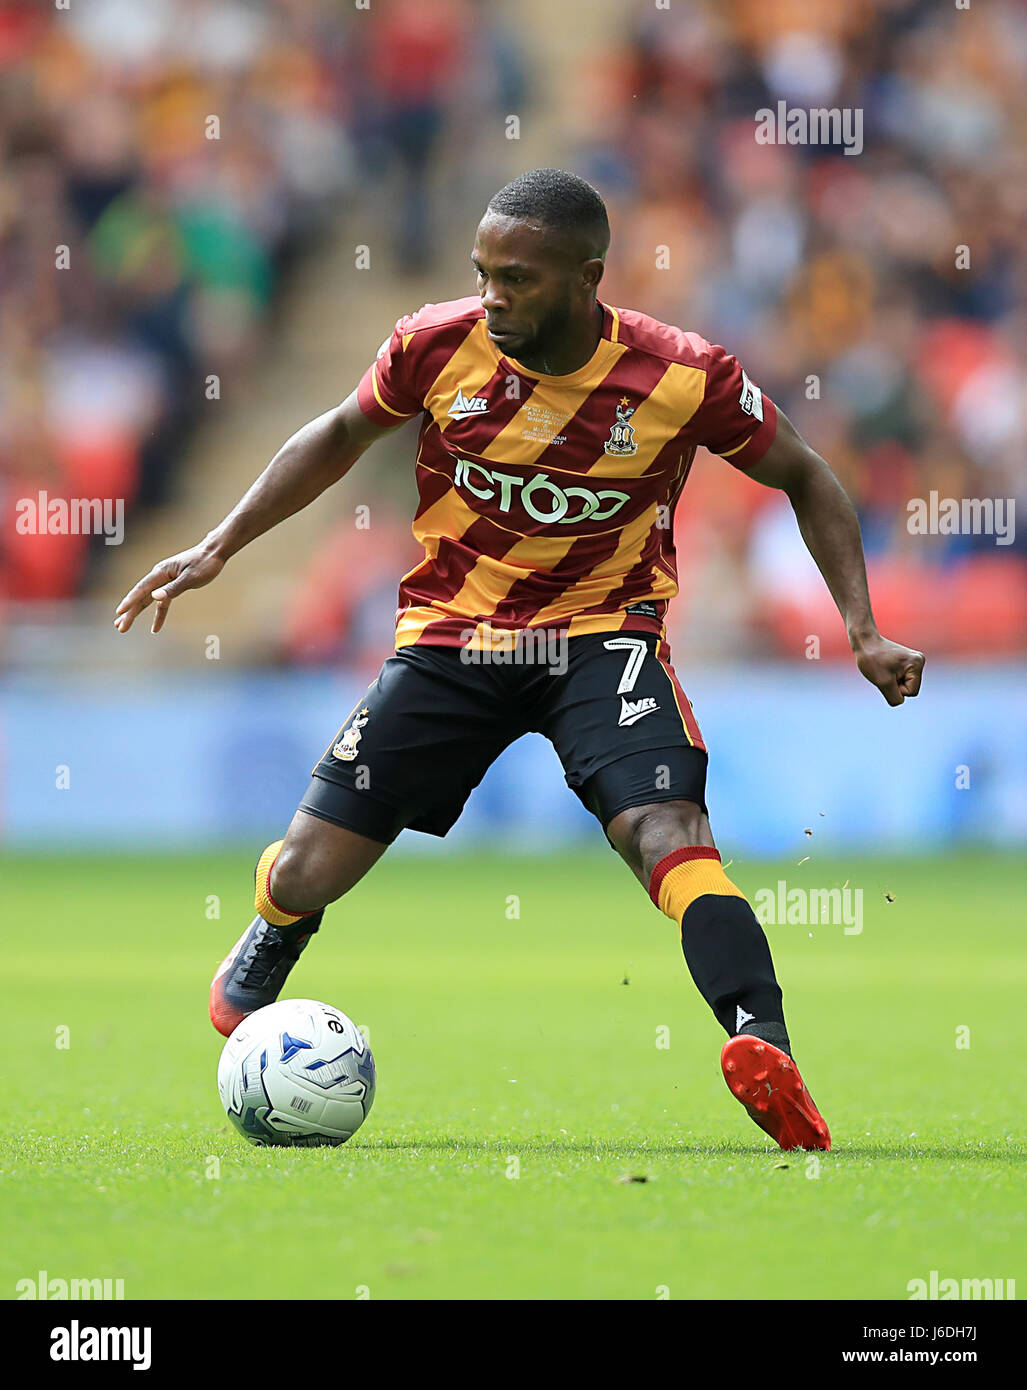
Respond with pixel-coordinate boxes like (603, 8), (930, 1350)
(581, 257), (605, 293)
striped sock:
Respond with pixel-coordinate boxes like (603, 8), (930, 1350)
(254, 840), (314, 929)
(649, 846), (790, 1051)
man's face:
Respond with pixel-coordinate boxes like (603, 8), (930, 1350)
(471, 213), (597, 363)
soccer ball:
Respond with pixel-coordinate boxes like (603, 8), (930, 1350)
(217, 998), (376, 1147)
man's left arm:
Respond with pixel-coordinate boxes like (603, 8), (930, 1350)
(745, 409), (925, 706)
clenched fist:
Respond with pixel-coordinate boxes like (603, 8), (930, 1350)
(853, 633), (925, 706)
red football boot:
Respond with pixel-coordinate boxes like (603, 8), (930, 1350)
(208, 913), (321, 1038)
(721, 1034), (831, 1151)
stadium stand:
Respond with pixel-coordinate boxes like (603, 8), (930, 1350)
(1, 0), (1022, 668)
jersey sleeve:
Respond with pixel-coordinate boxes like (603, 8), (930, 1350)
(689, 340), (778, 470)
(356, 314), (425, 426)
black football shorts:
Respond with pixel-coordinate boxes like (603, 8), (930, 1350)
(300, 631), (708, 844)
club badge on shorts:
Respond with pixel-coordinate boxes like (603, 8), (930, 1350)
(333, 707), (370, 762)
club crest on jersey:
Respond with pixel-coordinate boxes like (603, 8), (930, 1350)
(604, 398), (638, 456)
(333, 707), (370, 762)
(449, 388), (489, 420)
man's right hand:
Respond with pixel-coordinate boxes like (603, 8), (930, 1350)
(113, 392), (388, 636)
(114, 543), (225, 634)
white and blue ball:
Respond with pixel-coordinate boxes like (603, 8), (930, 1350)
(217, 999), (375, 1147)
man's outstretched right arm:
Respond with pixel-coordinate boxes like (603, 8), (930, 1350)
(114, 390), (392, 634)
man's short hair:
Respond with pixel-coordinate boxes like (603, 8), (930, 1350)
(486, 168), (610, 261)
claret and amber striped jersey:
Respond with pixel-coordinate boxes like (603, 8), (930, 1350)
(356, 297), (778, 650)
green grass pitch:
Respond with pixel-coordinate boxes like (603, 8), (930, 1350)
(2, 849), (1024, 1301)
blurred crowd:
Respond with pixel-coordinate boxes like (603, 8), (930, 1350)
(0, 0), (522, 608)
(0, 0), (354, 603)
(576, 0), (1026, 660)
(1, 0), (1023, 666)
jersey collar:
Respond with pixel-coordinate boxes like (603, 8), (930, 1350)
(497, 302), (623, 387)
